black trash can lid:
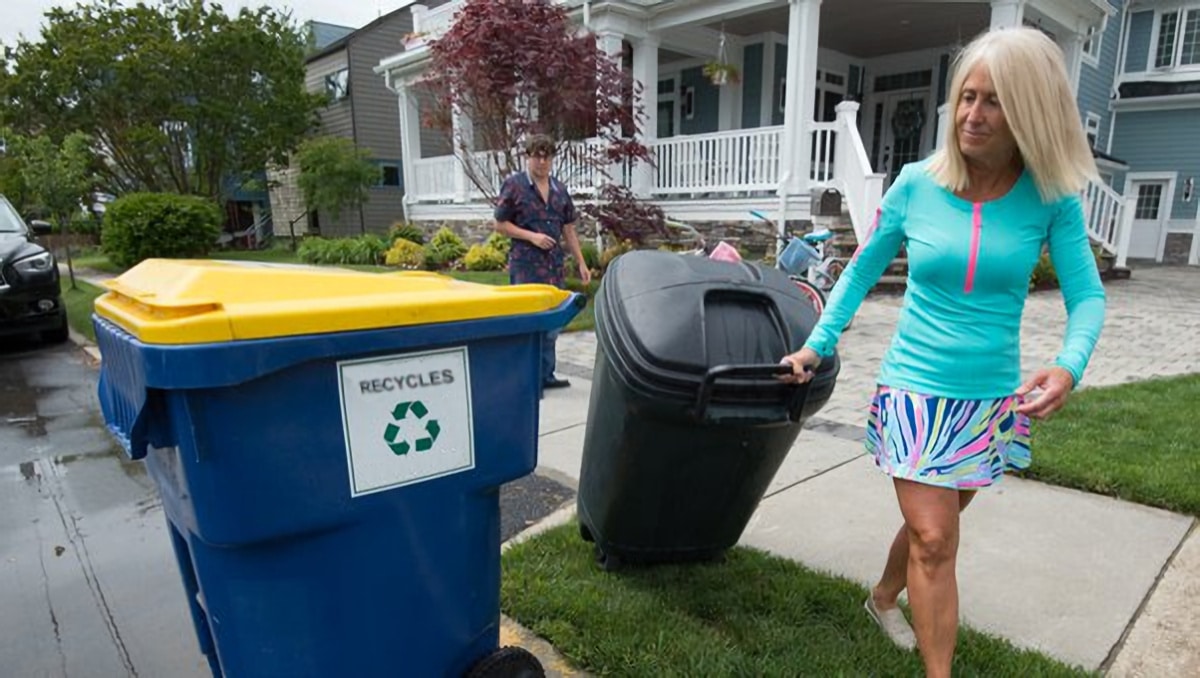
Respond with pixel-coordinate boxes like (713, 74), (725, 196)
(598, 250), (833, 405)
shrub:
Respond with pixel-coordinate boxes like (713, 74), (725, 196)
(385, 238), (426, 268)
(600, 239), (634, 272)
(484, 231), (511, 257)
(463, 244), (507, 271)
(423, 226), (468, 269)
(581, 184), (667, 247)
(390, 221), (426, 245)
(1029, 246), (1104, 290)
(297, 234), (389, 266)
(101, 192), (222, 268)
(579, 240), (600, 270)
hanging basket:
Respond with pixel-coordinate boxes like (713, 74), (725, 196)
(703, 62), (740, 87)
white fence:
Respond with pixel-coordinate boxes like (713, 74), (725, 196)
(648, 127), (783, 195)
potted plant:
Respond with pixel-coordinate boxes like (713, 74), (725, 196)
(703, 61), (741, 86)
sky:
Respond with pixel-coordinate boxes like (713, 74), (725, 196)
(1, 0), (419, 46)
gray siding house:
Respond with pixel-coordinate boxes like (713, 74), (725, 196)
(270, 5), (448, 238)
(1104, 1), (1200, 264)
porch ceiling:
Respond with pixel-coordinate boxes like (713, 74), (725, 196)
(708, 1), (989, 59)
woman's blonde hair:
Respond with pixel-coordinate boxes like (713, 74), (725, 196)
(928, 27), (1098, 201)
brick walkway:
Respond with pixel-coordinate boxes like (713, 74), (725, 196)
(558, 266), (1200, 427)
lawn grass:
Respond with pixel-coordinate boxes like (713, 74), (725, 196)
(1020, 374), (1200, 516)
(60, 276), (106, 343)
(501, 523), (1087, 677)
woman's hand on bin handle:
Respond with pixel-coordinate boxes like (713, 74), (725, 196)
(778, 348), (821, 384)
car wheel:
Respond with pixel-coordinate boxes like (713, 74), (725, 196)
(43, 311), (70, 344)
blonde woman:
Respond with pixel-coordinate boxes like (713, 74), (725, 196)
(780, 28), (1105, 677)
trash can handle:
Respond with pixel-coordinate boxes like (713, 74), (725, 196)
(694, 364), (809, 421)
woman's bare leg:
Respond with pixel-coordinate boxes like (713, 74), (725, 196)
(892, 479), (970, 678)
(873, 489), (976, 609)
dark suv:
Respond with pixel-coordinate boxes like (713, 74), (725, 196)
(0, 195), (69, 344)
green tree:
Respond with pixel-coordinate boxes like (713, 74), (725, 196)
(10, 132), (94, 226)
(0, 0), (323, 200)
(6, 130), (96, 288)
(295, 136), (382, 234)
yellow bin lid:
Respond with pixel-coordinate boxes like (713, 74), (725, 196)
(94, 259), (572, 345)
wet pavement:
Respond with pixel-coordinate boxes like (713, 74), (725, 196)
(0, 337), (574, 676)
(0, 338), (209, 677)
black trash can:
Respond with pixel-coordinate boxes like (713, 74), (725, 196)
(578, 250), (840, 569)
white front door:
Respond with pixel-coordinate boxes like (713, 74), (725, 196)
(1128, 180), (1169, 260)
(877, 90), (932, 187)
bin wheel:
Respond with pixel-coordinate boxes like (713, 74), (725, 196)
(579, 523), (594, 543)
(465, 646), (544, 678)
(593, 544), (622, 572)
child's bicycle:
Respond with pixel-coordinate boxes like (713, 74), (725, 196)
(749, 209), (850, 325)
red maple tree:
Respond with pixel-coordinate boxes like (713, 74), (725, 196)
(420, 0), (652, 204)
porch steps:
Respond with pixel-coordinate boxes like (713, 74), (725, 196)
(824, 212), (908, 293)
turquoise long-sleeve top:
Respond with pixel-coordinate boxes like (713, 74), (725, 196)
(803, 159), (1106, 400)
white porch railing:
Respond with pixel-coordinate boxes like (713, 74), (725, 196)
(406, 112), (885, 242)
(810, 122), (837, 186)
(1083, 179), (1134, 269)
(411, 156), (458, 201)
(648, 127), (783, 195)
(830, 102), (885, 243)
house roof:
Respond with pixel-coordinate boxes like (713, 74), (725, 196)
(306, 1), (420, 64)
(1093, 148), (1129, 170)
(307, 21), (355, 52)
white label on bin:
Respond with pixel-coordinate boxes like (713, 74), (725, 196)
(337, 347), (474, 497)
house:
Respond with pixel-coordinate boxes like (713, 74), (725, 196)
(375, 0), (1199, 267)
(1104, 1), (1200, 265)
(269, 5), (449, 239)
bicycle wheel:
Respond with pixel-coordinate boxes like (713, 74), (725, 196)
(788, 276), (826, 316)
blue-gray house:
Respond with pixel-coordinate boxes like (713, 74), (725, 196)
(377, 0), (1199, 267)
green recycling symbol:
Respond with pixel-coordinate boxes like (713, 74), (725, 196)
(382, 400), (441, 456)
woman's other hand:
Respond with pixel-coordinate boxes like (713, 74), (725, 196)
(1015, 366), (1075, 419)
(779, 348), (821, 384)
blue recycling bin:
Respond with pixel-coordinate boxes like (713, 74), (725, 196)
(93, 260), (582, 677)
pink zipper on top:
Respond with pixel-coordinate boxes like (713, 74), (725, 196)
(851, 207), (882, 263)
(964, 202), (982, 293)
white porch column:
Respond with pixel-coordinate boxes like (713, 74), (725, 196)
(631, 34), (659, 197)
(396, 84), (422, 207)
(990, 0), (1026, 28)
(780, 0), (821, 196)
(597, 30), (625, 190)
(934, 103), (950, 150)
(761, 39), (777, 127)
(1061, 32), (1087, 94)
(451, 104), (471, 203)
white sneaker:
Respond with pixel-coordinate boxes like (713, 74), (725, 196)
(864, 596), (917, 651)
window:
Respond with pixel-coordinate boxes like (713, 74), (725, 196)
(1082, 25), (1102, 65)
(1153, 7), (1200, 69)
(1084, 112), (1102, 149)
(1135, 184), (1164, 219)
(380, 164), (401, 187)
(325, 68), (349, 101)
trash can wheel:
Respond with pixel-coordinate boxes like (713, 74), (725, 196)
(465, 646), (544, 678)
(593, 544), (622, 572)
